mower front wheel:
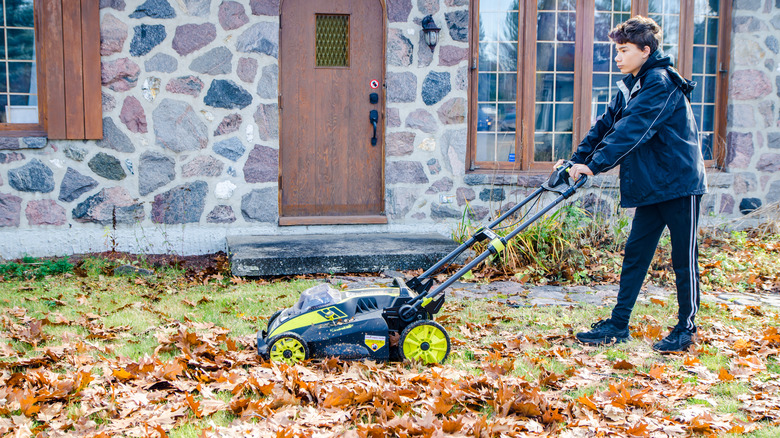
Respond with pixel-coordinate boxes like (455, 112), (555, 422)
(400, 320), (451, 364)
(268, 333), (309, 365)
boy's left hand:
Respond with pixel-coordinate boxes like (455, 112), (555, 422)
(570, 164), (594, 180)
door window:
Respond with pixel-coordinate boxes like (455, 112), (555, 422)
(315, 14), (349, 67)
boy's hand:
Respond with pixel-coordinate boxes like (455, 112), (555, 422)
(570, 164), (594, 180)
(553, 159), (566, 169)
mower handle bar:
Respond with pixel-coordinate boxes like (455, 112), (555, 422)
(414, 161), (580, 283)
(400, 164), (587, 318)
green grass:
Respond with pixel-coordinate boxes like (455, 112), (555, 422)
(1, 258), (779, 436)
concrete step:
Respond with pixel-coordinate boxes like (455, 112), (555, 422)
(228, 233), (464, 277)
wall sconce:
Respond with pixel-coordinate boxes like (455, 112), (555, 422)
(421, 15), (440, 51)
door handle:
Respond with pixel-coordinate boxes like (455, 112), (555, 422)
(369, 110), (378, 146)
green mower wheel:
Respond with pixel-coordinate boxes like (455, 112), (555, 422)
(268, 333), (309, 365)
(400, 320), (451, 364)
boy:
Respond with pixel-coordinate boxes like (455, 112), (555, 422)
(557, 16), (707, 353)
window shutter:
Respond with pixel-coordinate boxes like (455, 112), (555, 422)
(39, 0), (102, 140)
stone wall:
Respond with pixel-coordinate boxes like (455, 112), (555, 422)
(714, 0), (780, 216)
(0, 0), (778, 259)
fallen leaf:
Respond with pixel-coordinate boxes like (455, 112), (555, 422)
(718, 368), (735, 382)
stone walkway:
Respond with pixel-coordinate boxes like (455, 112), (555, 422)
(328, 274), (780, 309)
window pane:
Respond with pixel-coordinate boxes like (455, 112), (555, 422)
(594, 12), (610, 41)
(6, 28), (34, 60)
(691, 75), (703, 102)
(595, 0), (612, 12)
(497, 73), (516, 101)
(693, 19), (705, 45)
(479, 43), (498, 70)
(704, 75), (716, 103)
(537, 12), (556, 41)
(700, 133), (713, 160)
(536, 73), (554, 101)
(593, 43), (611, 72)
(538, 0), (556, 11)
(705, 47), (717, 74)
(8, 61), (33, 93)
(692, 46), (704, 74)
(556, 43), (575, 71)
(663, 0), (680, 14)
(592, 73), (610, 103)
(702, 105), (714, 132)
(555, 73), (574, 102)
(478, 73), (496, 101)
(536, 42), (555, 71)
(480, 13), (502, 41)
(691, 104), (701, 127)
(707, 18), (719, 45)
(476, 133), (497, 161)
(496, 134), (515, 161)
(5, 0), (34, 28)
(557, 13), (576, 41)
(557, 0), (576, 11)
(499, 12), (519, 41)
(535, 103), (553, 131)
(555, 103), (573, 131)
(498, 103), (516, 132)
(0, 62), (6, 93)
(481, 0), (520, 11)
(534, 133), (553, 161)
(498, 42), (518, 71)
(478, 104), (497, 132)
(554, 134), (573, 160)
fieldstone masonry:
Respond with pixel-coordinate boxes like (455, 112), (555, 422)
(717, 0), (780, 215)
(0, 0), (777, 257)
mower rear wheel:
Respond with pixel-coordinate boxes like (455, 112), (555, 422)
(400, 320), (450, 364)
(268, 333), (309, 365)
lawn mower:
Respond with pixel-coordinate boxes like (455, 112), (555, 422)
(257, 162), (588, 365)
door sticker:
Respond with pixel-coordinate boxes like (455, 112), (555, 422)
(370, 80), (379, 89)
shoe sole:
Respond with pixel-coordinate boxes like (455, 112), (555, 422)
(576, 336), (630, 346)
(652, 342), (693, 354)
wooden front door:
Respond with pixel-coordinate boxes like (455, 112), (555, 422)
(279, 0), (386, 225)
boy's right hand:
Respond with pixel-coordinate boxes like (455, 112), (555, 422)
(553, 159), (566, 169)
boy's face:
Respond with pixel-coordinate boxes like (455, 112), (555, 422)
(614, 42), (651, 76)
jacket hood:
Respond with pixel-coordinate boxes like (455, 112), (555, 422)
(635, 49), (696, 98)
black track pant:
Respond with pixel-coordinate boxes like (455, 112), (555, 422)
(610, 195), (702, 331)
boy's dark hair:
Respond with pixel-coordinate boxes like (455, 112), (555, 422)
(608, 16), (663, 53)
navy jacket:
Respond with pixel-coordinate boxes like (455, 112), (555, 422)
(571, 50), (707, 208)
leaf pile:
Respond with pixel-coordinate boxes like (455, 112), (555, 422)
(1, 296), (780, 437)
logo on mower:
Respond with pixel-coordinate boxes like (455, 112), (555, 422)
(317, 306), (348, 321)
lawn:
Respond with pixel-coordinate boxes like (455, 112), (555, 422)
(1, 253), (779, 437)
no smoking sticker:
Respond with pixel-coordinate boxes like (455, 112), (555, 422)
(370, 80), (379, 89)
